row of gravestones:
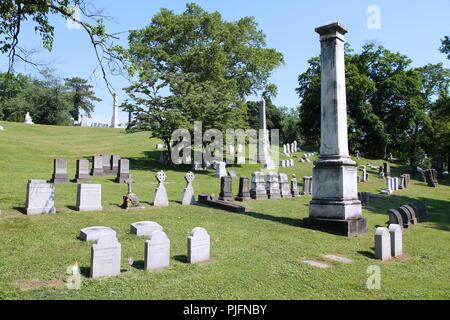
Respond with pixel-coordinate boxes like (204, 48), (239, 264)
(422, 169), (439, 188)
(357, 166), (370, 183)
(375, 180), (426, 262)
(280, 159), (295, 168)
(80, 224), (210, 278)
(225, 173), (313, 201)
(381, 174), (411, 195)
(25, 171), (196, 215)
(51, 156), (131, 184)
(374, 225), (403, 261)
(283, 141), (298, 157)
(388, 201), (427, 229)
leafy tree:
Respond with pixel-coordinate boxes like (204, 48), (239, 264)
(0, 0), (118, 93)
(64, 77), (101, 121)
(120, 3), (283, 159)
(440, 36), (450, 59)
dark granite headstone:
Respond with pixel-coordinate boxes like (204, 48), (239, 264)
(388, 209), (403, 227)
(236, 177), (251, 202)
(219, 176), (233, 201)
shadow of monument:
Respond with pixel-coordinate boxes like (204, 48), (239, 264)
(238, 210), (304, 228)
(174, 255), (188, 263)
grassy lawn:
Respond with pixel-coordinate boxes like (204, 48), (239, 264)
(0, 121), (449, 300)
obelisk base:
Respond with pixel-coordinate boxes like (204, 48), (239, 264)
(303, 216), (368, 237)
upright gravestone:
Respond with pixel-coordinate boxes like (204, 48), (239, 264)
(52, 158), (68, 184)
(90, 235), (121, 278)
(375, 227), (391, 261)
(388, 209), (404, 227)
(92, 155), (104, 176)
(116, 159), (130, 183)
(26, 180), (56, 215)
(76, 159), (90, 183)
(397, 206), (412, 229)
(279, 174), (291, 198)
(102, 154), (112, 175)
(121, 176), (140, 209)
(303, 22), (367, 237)
(383, 162), (391, 177)
(291, 174), (300, 197)
(187, 227), (210, 264)
(236, 177), (251, 201)
(266, 172), (281, 199)
(152, 171), (169, 207)
(301, 177), (313, 195)
(181, 172), (195, 205)
(80, 226), (116, 242)
(130, 221), (163, 237)
(145, 230), (170, 271)
(219, 176), (233, 201)
(389, 224), (403, 258)
(111, 155), (121, 174)
(215, 162), (227, 178)
(250, 172), (268, 200)
(76, 184), (102, 211)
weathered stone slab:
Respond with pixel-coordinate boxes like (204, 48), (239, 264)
(266, 172), (281, 199)
(215, 162), (227, 178)
(102, 154), (113, 175)
(236, 177), (251, 201)
(408, 201), (428, 222)
(301, 176), (313, 195)
(375, 227), (391, 261)
(145, 231), (170, 271)
(90, 235), (121, 278)
(279, 173), (291, 198)
(91, 155), (104, 176)
(250, 172), (267, 200)
(76, 159), (90, 183)
(389, 224), (403, 258)
(198, 194), (247, 213)
(219, 176), (233, 201)
(26, 180), (56, 215)
(130, 221), (163, 237)
(303, 260), (331, 269)
(291, 174), (300, 197)
(324, 255), (353, 264)
(388, 209), (403, 227)
(111, 154), (121, 174)
(188, 227), (210, 264)
(52, 158), (68, 184)
(116, 159), (130, 183)
(80, 226), (116, 242)
(76, 184), (102, 211)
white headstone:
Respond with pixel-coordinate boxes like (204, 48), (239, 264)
(181, 172), (195, 205)
(188, 227), (210, 264)
(214, 162), (227, 178)
(145, 230), (170, 271)
(76, 184), (102, 211)
(130, 221), (163, 237)
(153, 171), (169, 207)
(90, 235), (121, 278)
(389, 224), (403, 258)
(375, 227), (391, 261)
(26, 180), (56, 215)
(80, 226), (116, 242)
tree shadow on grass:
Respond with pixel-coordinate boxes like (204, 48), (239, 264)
(365, 194), (450, 232)
(237, 211), (303, 228)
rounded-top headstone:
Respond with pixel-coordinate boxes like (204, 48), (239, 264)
(80, 226), (116, 242)
(190, 227), (209, 238)
(375, 227), (389, 237)
(130, 221), (163, 237)
(148, 230), (170, 244)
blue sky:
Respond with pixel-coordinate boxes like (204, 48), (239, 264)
(1, 0), (449, 124)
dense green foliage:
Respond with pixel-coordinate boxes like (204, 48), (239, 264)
(120, 3), (284, 153)
(296, 43), (450, 170)
(0, 71), (99, 125)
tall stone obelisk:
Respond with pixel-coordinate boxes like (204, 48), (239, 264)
(303, 22), (367, 237)
(111, 93), (120, 128)
(257, 97), (275, 169)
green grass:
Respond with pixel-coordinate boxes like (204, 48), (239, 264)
(0, 121), (449, 300)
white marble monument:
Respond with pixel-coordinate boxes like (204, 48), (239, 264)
(76, 184), (102, 211)
(187, 227), (210, 264)
(26, 180), (56, 215)
(304, 22), (367, 237)
(111, 93), (121, 128)
(90, 235), (121, 278)
(152, 171), (169, 207)
(130, 221), (163, 237)
(144, 230), (170, 271)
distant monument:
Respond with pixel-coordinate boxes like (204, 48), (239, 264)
(111, 93), (120, 128)
(303, 22), (367, 237)
(257, 98), (276, 170)
(24, 112), (34, 125)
